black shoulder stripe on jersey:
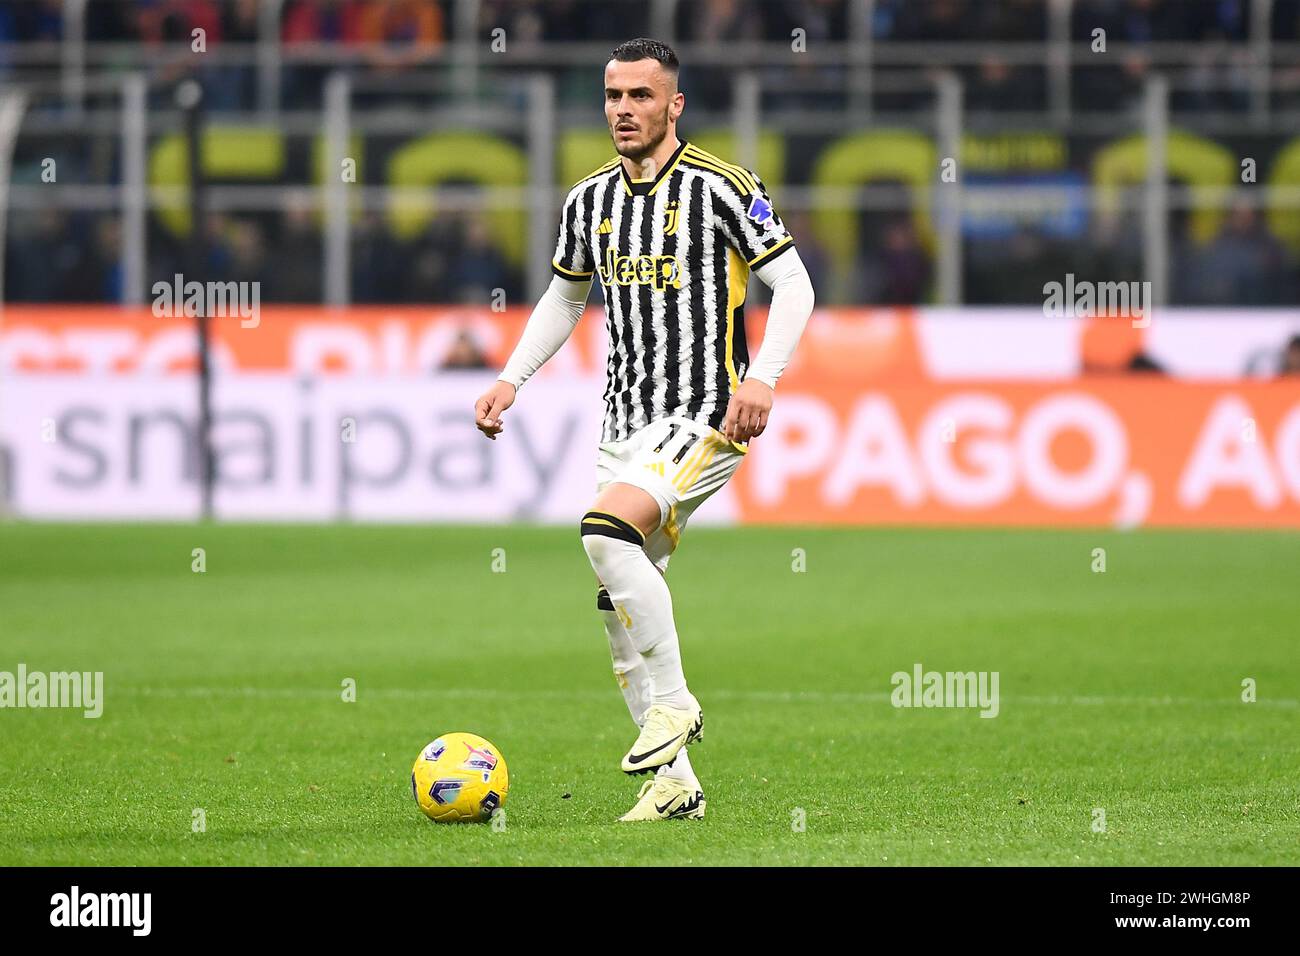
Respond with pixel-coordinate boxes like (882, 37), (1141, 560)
(684, 145), (758, 192)
(682, 147), (758, 194)
(681, 151), (753, 197)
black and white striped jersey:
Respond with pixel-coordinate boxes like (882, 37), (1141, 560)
(551, 138), (795, 444)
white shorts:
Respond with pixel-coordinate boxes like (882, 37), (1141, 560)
(594, 415), (747, 573)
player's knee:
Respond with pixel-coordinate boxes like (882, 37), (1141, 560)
(581, 528), (613, 566)
(580, 510), (644, 566)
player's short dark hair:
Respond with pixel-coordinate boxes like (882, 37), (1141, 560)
(610, 38), (679, 76)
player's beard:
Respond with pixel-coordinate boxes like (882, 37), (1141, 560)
(614, 106), (670, 167)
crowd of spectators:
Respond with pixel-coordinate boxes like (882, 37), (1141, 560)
(4, 207), (525, 305)
(1, 0), (1295, 45)
(2, 1), (1299, 308)
(0, 1), (1294, 113)
(8, 190), (1294, 308)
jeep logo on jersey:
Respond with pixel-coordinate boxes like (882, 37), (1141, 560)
(597, 246), (683, 291)
(746, 195), (776, 231)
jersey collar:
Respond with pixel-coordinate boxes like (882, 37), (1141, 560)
(619, 138), (688, 197)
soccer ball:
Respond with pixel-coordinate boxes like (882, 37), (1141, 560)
(411, 732), (509, 823)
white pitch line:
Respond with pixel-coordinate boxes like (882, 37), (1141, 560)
(119, 686), (1299, 708)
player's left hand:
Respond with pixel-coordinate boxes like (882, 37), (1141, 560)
(722, 378), (773, 443)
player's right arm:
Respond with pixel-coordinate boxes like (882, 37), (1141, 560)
(474, 274), (592, 439)
(475, 184), (596, 440)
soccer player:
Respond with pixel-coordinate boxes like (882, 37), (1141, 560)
(474, 38), (815, 821)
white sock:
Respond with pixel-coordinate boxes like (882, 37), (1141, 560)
(582, 528), (693, 711)
(658, 747), (700, 789)
(602, 607), (651, 726)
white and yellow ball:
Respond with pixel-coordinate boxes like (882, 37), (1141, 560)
(411, 732), (509, 823)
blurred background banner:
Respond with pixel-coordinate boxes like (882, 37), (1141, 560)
(1, 0), (1298, 526)
(734, 378), (1300, 527)
(6, 372), (1299, 527)
(5, 305), (1300, 376)
(4, 305), (1298, 526)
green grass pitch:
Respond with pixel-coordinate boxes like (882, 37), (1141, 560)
(1, 523), (1297, 866)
